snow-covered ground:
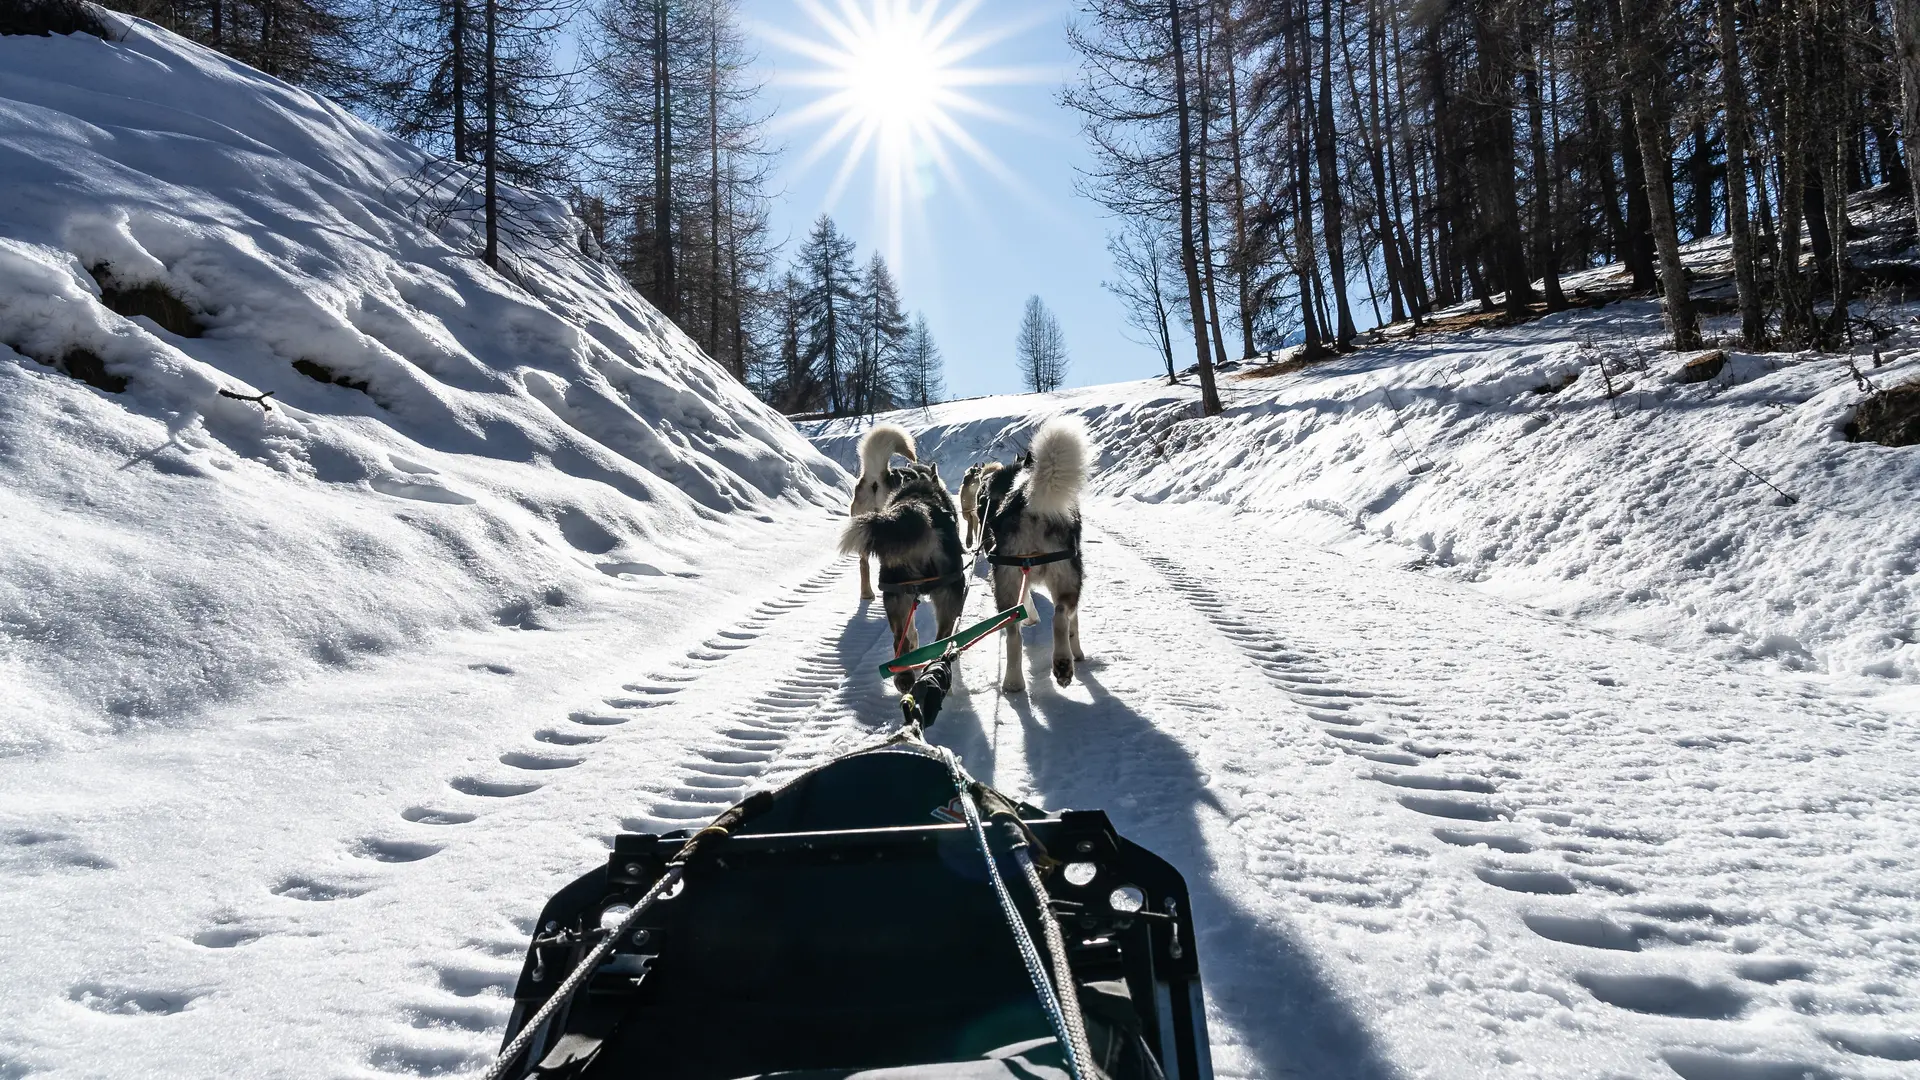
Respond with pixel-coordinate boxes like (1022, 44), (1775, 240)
(0, 16), (840, 756)
(5, 15), (1919, 1080)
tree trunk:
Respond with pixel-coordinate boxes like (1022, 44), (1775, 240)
(654, 0), (676, 319)
(1718, 0), (1764, 345)
(1317, 0), (1357, 346)
(1170, 0), (1223, 414)
(1219, 4), (1258, 357)
(482, 0), (497, 270)
(1523, 55), (1568, 309)
(708, 3), (722, 359)
(1194, 17), (1233, 369)
(1626, 72), (1700, 347)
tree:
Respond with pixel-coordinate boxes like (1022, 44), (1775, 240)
(901, 314), (946, 408)
(1104, 220), (1182, 382)
(796, 215), (860, 415)
(850, 252), (909, 416)
(1016, 296), (1071, 394)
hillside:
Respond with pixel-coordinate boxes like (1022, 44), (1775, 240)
(806, 294), (1920, 694)
(0, 13), (842, 755)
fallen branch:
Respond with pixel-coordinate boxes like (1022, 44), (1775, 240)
(218, 388), (276, 412)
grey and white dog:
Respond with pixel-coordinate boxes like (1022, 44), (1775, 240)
(978, 417), (1090, 693)
(840, 462), (967, 692)
(848, 424), (918, 601)
(957, 460), (1003, 551)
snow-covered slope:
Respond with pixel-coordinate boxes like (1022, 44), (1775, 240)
(806, 300), (1920, 692)
(0, 17), (842, 754)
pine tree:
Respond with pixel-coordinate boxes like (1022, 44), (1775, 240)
(796, 215), (860, 416)
(902, 314), (945, 408)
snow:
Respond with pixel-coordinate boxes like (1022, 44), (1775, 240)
(0, 17), (841, 754)
(4, 16), (1919, 1080)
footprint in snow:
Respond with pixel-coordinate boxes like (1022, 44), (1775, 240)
(271, 876), (368, 901)
(569, 712), (629, 727)
(448, 777), (542, 798)
(1521, 912), (1641, 951)
(1821, 1029), (1920, 1062)
(404, 1002), (506, 1034)
(1399, 794), (1507, 822)
(67, 983), (200, 1016)
(352, 838), (443, 863)
(435, 965), (518, 997)
(1662, 1051), (1835, 1080)
(498, 751), (583, 771)
(1735, 957), (1816, 984)
(1433, 828), (1534, 854)
(1474, 865), (1576, 894)
(1576, 971), (1750, 1019)
(367, 1042), (489, 1078)
(402, 806), (477, 825)
(534, 728), (603, 746)
(191, 925), (265, 949)
(467, 662), (513, 675)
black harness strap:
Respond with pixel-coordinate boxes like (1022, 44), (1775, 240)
(877, 569), (969, 595)
(986, 549), (1078, 569)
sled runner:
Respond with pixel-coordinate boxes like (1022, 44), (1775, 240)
(488, 655), (1214, 1080)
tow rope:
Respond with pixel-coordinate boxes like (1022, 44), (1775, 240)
(479, 793), (772, 1080)
(876, 570), (973, 659)
(878, 603), (1028, 677)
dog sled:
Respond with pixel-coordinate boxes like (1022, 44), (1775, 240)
(485, 612), (1215, 1080)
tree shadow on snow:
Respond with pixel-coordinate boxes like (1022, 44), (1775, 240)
(932, 614), (1401, 1080)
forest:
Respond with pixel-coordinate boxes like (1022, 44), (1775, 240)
(79, 0), (1920, 419)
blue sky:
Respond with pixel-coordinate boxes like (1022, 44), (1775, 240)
(744, 0), (1158, 400)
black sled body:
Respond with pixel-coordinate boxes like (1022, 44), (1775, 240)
(498, 743), (1214, 1080)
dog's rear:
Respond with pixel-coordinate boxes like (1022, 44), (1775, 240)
(985, 418), (1091, 692)
(959, 461), (1003, 551)
(850, 425), (916, 599)
(841, 467), (967, 691)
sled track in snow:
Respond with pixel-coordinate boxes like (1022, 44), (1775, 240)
(1100, 525), (1888, 1074)
(173, 558), (917, 1080)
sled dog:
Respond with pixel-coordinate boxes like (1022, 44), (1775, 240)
(849, 425), (918, 601)
(840, 464), (968, 692)
(957, 461), (1003, 551)
(980, 418), (1089, 693)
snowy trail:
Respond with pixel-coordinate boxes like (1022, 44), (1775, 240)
(4, 499), (1918, 1079)
(918, 498), (1920, 1079)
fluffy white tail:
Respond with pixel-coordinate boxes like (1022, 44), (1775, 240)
(858, 424), (916, 478)
(1023, 417), (1090, 518)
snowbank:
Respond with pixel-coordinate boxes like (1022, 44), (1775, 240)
(806, 301), (1920, 689)
(0, 17), (842, 753)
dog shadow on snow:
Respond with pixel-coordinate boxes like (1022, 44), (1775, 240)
(929, 601), (1401, 1080)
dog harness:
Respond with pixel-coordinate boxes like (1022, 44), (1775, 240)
(877, 569), (971, 659)
(984, 549), (1078, 569)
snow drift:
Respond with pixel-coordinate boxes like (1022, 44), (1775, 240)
(0, 15), (842, 753)
(806, 299), (1920, 689)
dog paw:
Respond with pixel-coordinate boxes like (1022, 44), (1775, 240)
(1053, 659), (1074, 686)
(1001, 677), (1026, 695)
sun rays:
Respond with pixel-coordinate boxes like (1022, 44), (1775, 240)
(760, 0), (1053, 265)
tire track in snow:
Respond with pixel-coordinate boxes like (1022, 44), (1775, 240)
(357, 560), (909, 1078)
(1099, 510), (1918, 1076)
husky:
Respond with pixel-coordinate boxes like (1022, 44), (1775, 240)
(980, 418), (1089, 693)
(849, 424), (918, 601)
(840, 465), (968, 692)
(957, 461), (1003, 551)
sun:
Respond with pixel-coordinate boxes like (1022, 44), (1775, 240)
(763, 0), (1049, 263)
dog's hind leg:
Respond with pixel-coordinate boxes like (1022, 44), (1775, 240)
(885, 591), (920, 693)
(859, 553), (875, 601)
(1049, 588), (1079, 686)
(993, 567), (1026, 694)
(1069, 603), (1086, 662)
